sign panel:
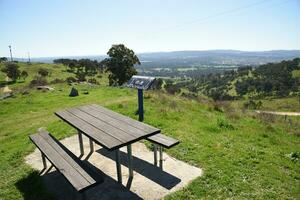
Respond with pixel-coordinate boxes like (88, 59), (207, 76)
(125, 75), (156, 90)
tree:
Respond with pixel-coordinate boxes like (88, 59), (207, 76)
(21, 70), (28, 80)
(1, 62), (21, 81)
(153, 78), (163, 90)
(68, 61), (77, 72)
(38, 68), (49, 77)
(0, 57), (8, 62)
(104, 44), (140, 86)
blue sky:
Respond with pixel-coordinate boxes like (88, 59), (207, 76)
(0, 0), (299, 58)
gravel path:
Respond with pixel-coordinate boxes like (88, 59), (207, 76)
(255, 110), (300, 116)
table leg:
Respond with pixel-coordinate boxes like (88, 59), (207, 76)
(159, 146), (163, 170)
(153, 144), (158, 166)
(89, 138), (94, 152)
(41, 152), (47, 169)
(78, 130), (84, 155)
(115, 149), (122, 183)
(127, 145), (133, 178)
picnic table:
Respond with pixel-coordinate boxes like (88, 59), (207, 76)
(55, 104), (161, 183)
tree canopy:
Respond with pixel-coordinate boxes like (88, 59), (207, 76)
(104, 44), (140, 86)
(1, 62), (21, 81)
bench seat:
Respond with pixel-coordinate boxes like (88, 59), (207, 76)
(29, 130), (103, 193)
(147, 133), (179, 148)
(146, 133), (179, 169)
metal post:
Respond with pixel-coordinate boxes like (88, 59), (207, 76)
(115, 149), (122, 183)
(138, 89), (144, 122)
(78, 130), (84, 155)
(89, 138), (94, 152)
(127, 145), (133, 178)
(41, 152), (47, 169)
(159, 146), (163, 170)
(8, 45), (13, 62)
(153, 144), (158, 166)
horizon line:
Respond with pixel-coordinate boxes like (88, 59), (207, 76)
(3, 48), (300, 59)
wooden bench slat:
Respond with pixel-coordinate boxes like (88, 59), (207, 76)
(38, 130), (96, 184)
(29, 133), (93, 191)
(55, 110), (122, 149)
(89, 104), (160, 134)
(78, 105), (146, 138)
(67, 108), (136, 143)
(147, 133), (179, 148)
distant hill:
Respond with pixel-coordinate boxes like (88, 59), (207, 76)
(137, 50), (300, 67)
(12, 50), (300, 67)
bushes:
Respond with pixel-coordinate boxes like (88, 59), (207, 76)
(75, 71), (86, 82)
(165, 81), (181, 94)
(50, 79), (65, 84)
(217, 118), (235, 130)
(65, 76), (77, 84)
(1, 62), (21, 81)
(38, 68), (49, 77)
(87, 78), (99, 85)
(152, 78), (163, 90)
(30, 76), (48, 86)
(244, 100), (262, 110)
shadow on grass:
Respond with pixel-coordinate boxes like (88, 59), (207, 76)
(15, 171), (54, 200)
(16, 164), (143, 200)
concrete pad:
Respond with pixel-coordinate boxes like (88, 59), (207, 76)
(25, 134), (203, 200)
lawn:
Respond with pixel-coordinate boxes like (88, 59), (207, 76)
(0, 63), (299, 199)
(0, 83), (299, 199)
(292, 70), (300, 78)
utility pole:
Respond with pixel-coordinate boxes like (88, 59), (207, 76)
(8, 45), (13, 61)
(28, 52), (31, 63)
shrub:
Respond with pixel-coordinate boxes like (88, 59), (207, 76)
(212, 101), (231, 113)
(152, 78), (163, 90)
(244, 100), (262, 110)
(165, 83), (181, 94)
(38, 68), (49, 77)
(20, 70), (28, 80)
(65, 76), (77, 84)
(1, 62), (21, 81)
(30, 76), (48, 86)
(50, 78), (65, 84)
(181, 92), (198, 100)
(76, 71), (86, 82)
(217, 118), (235, 130)
(87, 78), (99, 85)
(256, 113), (276, 124)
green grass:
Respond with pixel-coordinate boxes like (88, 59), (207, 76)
(292, 70), (300, 78)
(0, 62), (108, 95)
(232, 97), (300, 112)
(0, 63), (299, 199)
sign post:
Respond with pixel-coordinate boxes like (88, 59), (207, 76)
(138, 89), (144, 121)
(125, 75), (156, 122)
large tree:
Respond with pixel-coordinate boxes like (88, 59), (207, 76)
(104, 44), (140, 86)
(0, 57), (8, 63)
(1, 62), (21, 81)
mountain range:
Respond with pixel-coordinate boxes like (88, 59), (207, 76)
(14, 50), (300, 68)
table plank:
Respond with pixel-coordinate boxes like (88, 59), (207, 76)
(55, 110), (122, 149)
(38, 130), (96, 184)
(67, 108), (136, 143)
(78, 105), (146, 138)
(30, 134), (92, 191)
(56, 104), (161, 150)
(89, 104), (160, 134)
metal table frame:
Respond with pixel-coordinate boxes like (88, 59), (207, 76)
(77, 130), (134, 183)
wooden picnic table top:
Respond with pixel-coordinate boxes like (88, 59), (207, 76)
(55, 104), (161, 150)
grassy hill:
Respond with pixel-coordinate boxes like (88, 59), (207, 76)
(0, 62), (299, 199)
